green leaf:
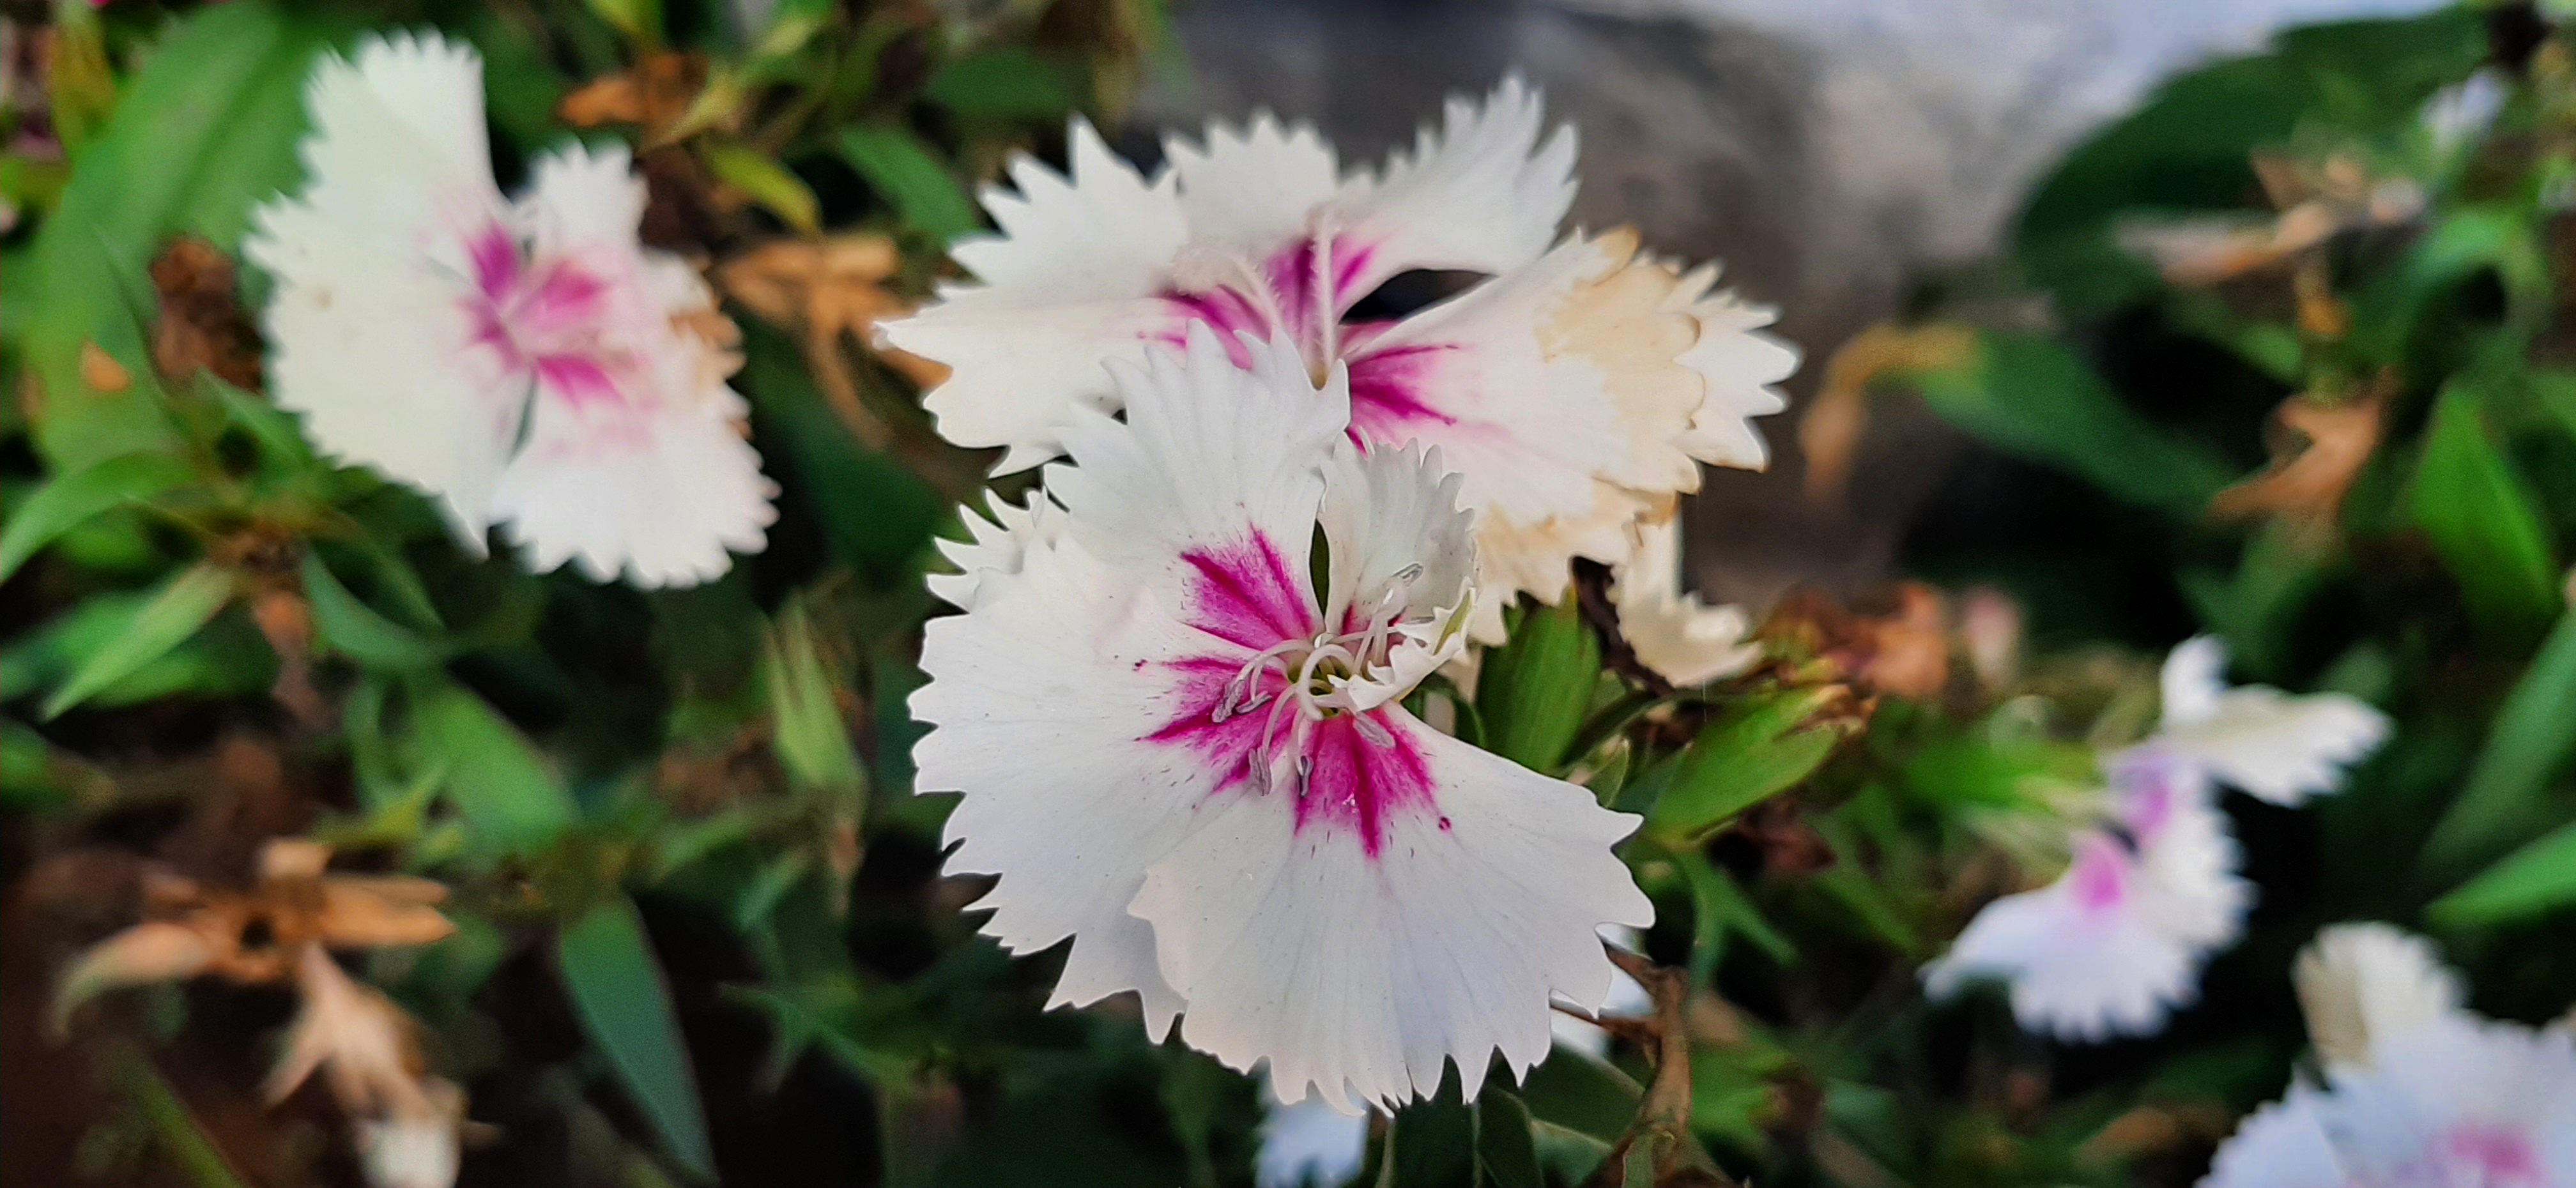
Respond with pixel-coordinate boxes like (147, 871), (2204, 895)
(1475, 596), (1602, 773)
(1646, 688), (1851, 841)
(0, 452), (199, 583)
(1909, 331), (2239, 513)
(202, 374), (319, 474)
(2425, 612), (2576, 874)
(1475, 1091), (1543, 1188)
(42, 562), (238, 719)
(22, 0), (337, 471)
(301, 553), (444, 671)
(2411, 382), (2560, 641)
(702, 142), (820, 234)
(838, 127), (981, 241)
(924, 47), (1085, 119)
(763, 604), (865, 794)
(407, 677), (577, 852)
(583, 0), (664, 48)
(557, 895), (714, 1178)
(1680, 851), (1793, 987)
(47, 0), (119, 158)
(2432, 820), (2576, 926)
(1387, 1064), (1476, 1188)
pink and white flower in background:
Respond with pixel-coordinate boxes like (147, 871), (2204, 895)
(250, 33), (775, 588)
(911, 327), (1652, 1112)
(1924, 637), (2389, 1041)
(882, 81), (1798, 641)
(2203, 924), (2576, 1188)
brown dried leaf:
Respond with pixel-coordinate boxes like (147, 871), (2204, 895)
(2209, 385), (2388, 526)
(51, 921), (217, 1035)
(266, 944), (432, 1121)
(716, 235), (940, 443)
(558, 52), (708, 133)
(1799, 323), (1978, 505)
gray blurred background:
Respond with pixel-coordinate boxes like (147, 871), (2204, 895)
(1133, 0), (2439, 607)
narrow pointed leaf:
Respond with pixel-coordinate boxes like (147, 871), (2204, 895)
(2433, 820), (2576, 926)
(0, 452), (199, 583)
(558, 895), (714, 1177)
(838, 127), (981, 241)
(2411, 383), (2558, 640)
(42, 562), (237, 719)
(408, 677), (576, 851)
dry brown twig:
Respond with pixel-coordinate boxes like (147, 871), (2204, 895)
(1575, 945), (1739, 1188)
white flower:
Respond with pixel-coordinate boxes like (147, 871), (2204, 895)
(912, 327), (1652, 1112)
(2294, 923), (2467, 1074)
(1923, 765), (2251, 1041)
(1255, 1083), (1372, 1188)
(249, 33), (775, 588)
(2202, 1016), (2576, 1188)
(1607, 518), (1759, 687)
(882, 82), (1797, 641)
(2130, 636), (2389, 807)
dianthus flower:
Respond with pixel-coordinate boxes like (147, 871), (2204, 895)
(883, 82), (1795, 639)
(250, 33), (774, 586)
(912, 328), (1652, 1111)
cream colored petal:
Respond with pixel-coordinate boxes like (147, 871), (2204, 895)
(2293, 923), (2465, 1073)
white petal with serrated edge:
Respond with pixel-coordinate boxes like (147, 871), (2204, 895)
(881, 119), (1191, 471)
(247, 32), (519, 547)
(1167, 112), (1341, 258)
(928, 489), (1064, 611)
(489, 395), (775, 588)
(912, 328), (1351, 1039)
(1612, 518), (1759, 688)
(1464, 485), (1665, 645)
(1327, 77), (1577, 300)
(1046, 328), (1346, 586)
(1319, 441), (1473, 630)
(2294, 923), (2466, 1073)
(1132, 713), (1652, 1114)
(1664, 263), (1798, 471)
(1353, 231), (1689, 528)
(2145, 637), (2388, 807)
(910, 535), (1206, 1037)
(2197, 1086), (2349, 1188)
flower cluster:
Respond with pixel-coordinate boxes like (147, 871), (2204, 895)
(1924, 637), (2389, 1040)
(884, 82), (1797, 644)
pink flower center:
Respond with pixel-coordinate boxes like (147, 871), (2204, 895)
(1158, 233), (1460, 448)
(2442, 1123), (2542, 1184)
(462, 222), (625, 410)
(2069, 836), (2132, 913)
(1147, 530), (1443, 858)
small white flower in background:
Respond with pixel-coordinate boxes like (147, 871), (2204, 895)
(912, 327), (1652, 1113)
(272, 946), (466, 1188)
(250, 33), (776, 588)
(883, 80), (1798, 641)
(1255, 1079), (1372, 1188)
(2202, 1016), (2576, 1188)
(1607, 519), (1760, 688)
(2293, 922), (2467, 1074)
(1549, 925), (1655, 1058)
(2129, 636), (2389, 808)
(1922, 761), (2251, 1041)
(1924, 636), (2389, 1041)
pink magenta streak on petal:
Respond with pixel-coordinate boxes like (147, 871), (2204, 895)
(1346, 343), (1462, 448)
(468, 223), (520, 301)
(534, 354), (622, 411)
(1179, 533), (1318, 651)
(2443, 1125), (2541, 1182)
(1158, 290), (1276, 368)
(1144, 660), (1436, 857)
(1296, 712), (1434, 857)
(516, 262), (610, 339)
(2069, 836), (2131, 914)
